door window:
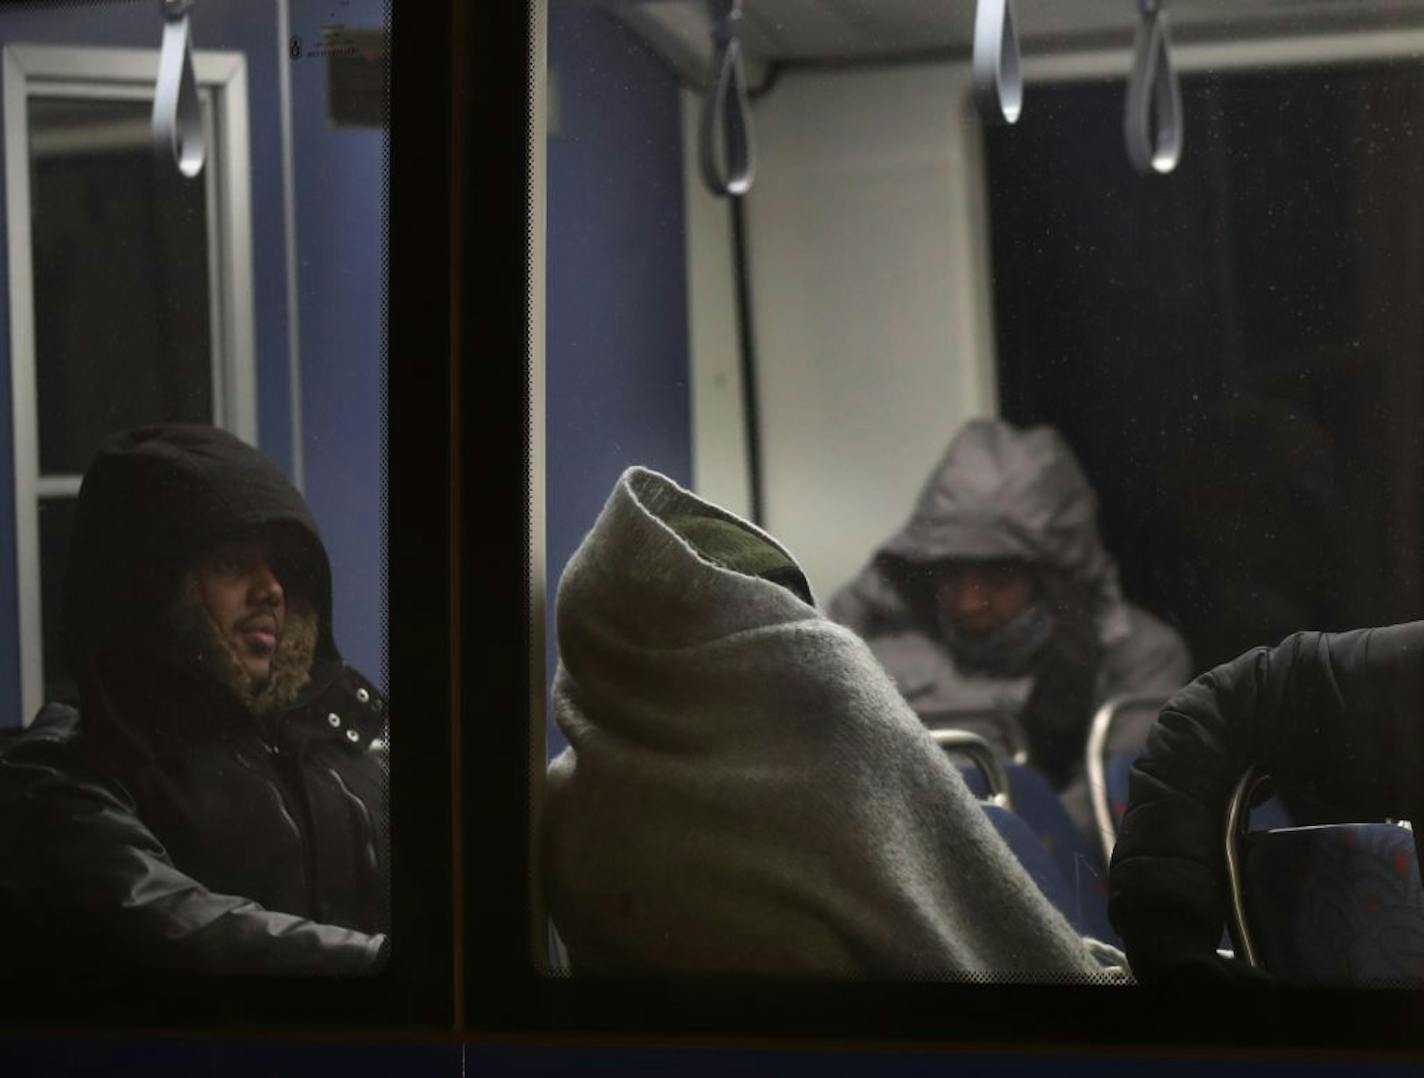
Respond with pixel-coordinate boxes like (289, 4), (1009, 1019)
(4, 45), (255, 717)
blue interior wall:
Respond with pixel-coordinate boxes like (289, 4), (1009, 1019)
(288, 0), (387, 687)
(545, 3), (693, 754)
(0, 0), (388, 722)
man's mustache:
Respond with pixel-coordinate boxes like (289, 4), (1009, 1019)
(236, 612), (280, 634)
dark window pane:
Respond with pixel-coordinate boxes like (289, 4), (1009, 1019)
(38, 495), (76, 704)
(986, 63), (1424, 671)
(30, 95), (213, 476)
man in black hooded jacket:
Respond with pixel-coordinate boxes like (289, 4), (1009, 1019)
(0, 425), (389, 974)
(1109, 622), (1424, 984)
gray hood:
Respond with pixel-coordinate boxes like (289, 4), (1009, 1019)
(836, 419), (1131, 647)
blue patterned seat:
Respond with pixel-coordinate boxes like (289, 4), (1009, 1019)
(1004, 762), (1116, 943)
(940, 731), (1115, 942)
(980, 802), (1096, 936)
(1223, 766), (1424, 982)
(1241, 822), (1424, 983)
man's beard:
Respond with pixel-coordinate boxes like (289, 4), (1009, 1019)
(170, 574), (319, 714)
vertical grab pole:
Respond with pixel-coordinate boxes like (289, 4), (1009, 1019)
(1124, 0), (1183, 175)
(699, 0), (754, 198)
(153, 0), (206, 178)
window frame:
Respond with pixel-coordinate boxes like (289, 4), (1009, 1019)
(2, 43), (256, 724)
(532, 9), (1424, 988)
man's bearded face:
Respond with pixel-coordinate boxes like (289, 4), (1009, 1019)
(192, 539), (288, 688)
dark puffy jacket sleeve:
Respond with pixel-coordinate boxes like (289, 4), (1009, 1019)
(1108, 624), (1424, 984)
(0, 743), (387, 976)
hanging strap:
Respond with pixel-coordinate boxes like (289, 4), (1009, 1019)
(1124, 0), (1183, 175)
(972, 0), (1023, 126)
(699, 0), (754, 198)
(152, 0), (205, 179)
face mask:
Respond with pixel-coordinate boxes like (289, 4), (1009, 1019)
(939, 600), (1055, 676)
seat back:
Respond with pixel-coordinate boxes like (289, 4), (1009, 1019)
(1104, 750), (1136, 835)
(1006, 762), (1116, 943)
(979, 802), (1089, 934)
(1226, 767), (1424, 982)
(933, 729), (1116, 942)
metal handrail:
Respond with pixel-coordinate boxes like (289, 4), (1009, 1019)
(1223, 765), (1268, 968)
(153, 0), (205, 178)
(922, 706), (1028, 765)
(1124, 0), (1182, 175)
(1085, 694), (1169, 866)
(972, 0), (1023, 126)
(932, 728), (1012, 811)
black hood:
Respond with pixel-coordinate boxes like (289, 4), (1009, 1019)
(62, 424), (338, 680)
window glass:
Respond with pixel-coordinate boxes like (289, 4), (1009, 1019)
(538, 0), (1424, 989)
(986, 62), (1424, 671)
(30, 94), (214, 477)
(0, 0), (393, 990)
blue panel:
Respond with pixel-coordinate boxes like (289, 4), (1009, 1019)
(2, 1042), (1423, 1076)
(467, 1047), (1424, 1077)
(288, 0), (387, 687)
(0, 1040), (459, 1076)
(0, 0), (292, 726)
(545, 2), (693, 755)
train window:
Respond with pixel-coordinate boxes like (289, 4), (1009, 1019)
(984, 36), (1424, 675)
(534, 0), (1424, 1006)
(0, 0), (401, 1005)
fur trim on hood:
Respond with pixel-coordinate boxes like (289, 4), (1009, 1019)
(170, 573), (318, 715)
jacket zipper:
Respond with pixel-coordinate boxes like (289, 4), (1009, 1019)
(263, 733), (325, 922)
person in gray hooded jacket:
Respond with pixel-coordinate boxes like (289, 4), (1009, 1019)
(829, 419), (1191, 797)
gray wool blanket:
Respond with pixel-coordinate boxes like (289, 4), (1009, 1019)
(543, 467), (1122, 981)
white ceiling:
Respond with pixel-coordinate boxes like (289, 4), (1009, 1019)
(596, 0), (1424, 85)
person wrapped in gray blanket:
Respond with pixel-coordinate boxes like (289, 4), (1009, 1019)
(542, 466), (1126, 980)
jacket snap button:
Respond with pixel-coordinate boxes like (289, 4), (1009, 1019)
(356, 687), (370, 704)
(345, 728), (361, 744)
(327, 713), (342, 728)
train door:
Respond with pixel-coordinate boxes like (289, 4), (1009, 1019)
(3, 39), (254, 718)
